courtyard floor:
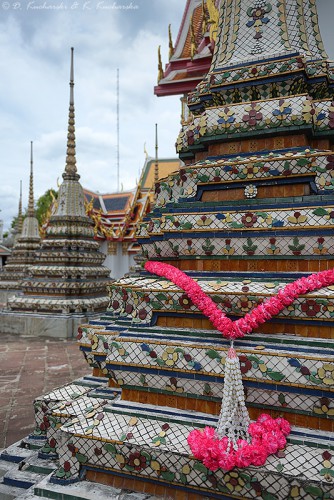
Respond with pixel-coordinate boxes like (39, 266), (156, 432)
(0, 334), (89, 449)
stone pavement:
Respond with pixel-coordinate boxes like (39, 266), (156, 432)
(0, 334), (88, 449)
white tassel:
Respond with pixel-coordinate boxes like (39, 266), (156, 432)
(215, 345), (250, 451)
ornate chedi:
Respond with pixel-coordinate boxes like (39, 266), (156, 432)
(2, 2), (334, 500)
(1, 48), (111, 338)
(50, 1), (333, 498)
(0, 143), (41, 303)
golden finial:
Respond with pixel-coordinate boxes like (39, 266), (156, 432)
(201, 0), (208, 35)
(168, 24), (174, 59)
(190, 13), (197, 60)
(157, 45), (164, 83)
(206, 0), (219, 43)
(64, 47), (79, 181)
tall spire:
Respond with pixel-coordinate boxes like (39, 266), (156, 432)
(63, 47), (79, 181)
(27, 141), (35, 217)
(16, 180), (23, 236)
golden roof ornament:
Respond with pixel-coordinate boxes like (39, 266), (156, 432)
(143, 142), (149, 159)
(206, 0), (219, 43)
(168, 24), (174, 60)
(201, 0), (208, 35)
(157, 45), (164, 83)
(190, 13), (197, 60)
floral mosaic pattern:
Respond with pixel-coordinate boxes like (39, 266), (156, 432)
(153, 151), (332, 208)
(106, 274), (334, 326)
(190, 58), (330, 105)
(176, 96), (334, 153)
(140, 235), (334, 260)
(50, 407), (334, 499)
(138, 206), (334, 239)
(78, 323), (334, 392)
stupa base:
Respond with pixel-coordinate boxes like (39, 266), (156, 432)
(0, 286), (19, 306)
(0, 310), (104, 338)
(43, 396), (333, 500)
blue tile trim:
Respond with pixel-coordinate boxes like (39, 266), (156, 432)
(49, 475), (81, 485)
(119, 331), (334, 356)
(0, 453), (26, 464)
(104, 362), (333, 398)
(139, 227), (334, 242)
(3, 476), (34, 489)
(81, 464), (232, 499)
(141, 270), (310, 279)
(154, 196), (334, 214)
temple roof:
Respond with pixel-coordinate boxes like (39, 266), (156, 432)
(83, 157), (182, 243)
(0, 245), (11, 256)
(154, 0), (222, 97)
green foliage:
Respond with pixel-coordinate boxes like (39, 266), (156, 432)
(8, 188), (58, 232)
(35, 188), (58, 226)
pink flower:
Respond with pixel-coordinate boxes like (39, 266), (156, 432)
(250, 446), (268, 466)
(276, 417), (291, 436)
(218, 451), (237, 471)
(248, 422), (264, 438)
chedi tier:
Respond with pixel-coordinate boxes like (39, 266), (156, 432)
(0, 143), (41, 303)
(1, 2), (334, 500)
(0, 49), (110, 338)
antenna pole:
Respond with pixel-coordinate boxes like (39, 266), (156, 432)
(116, 68), (120, 192)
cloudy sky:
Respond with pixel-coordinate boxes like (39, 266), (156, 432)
(0, 0), (333, 231)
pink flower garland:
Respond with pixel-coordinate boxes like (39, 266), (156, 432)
(187, 414), (291, 471)
(144, 261), (334, 470)
(145, 261), (334, 340)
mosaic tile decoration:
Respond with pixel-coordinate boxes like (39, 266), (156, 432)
(153, 150), (334, 208)
(33, 377), (109, 439)
(49, 400), (334, 499)
(39, 390), (120, 459)
(105, 274), (334, 324)
(210, 0), (327, 70)
(177, 97), (334, 153)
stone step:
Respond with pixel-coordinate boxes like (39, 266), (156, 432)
(0, 441), (36, 464)
(3, 466), (46, 490)
(0, 481), (30, 499)
(0, 458), (19, 479)
(24, 453), (58, 476)
(32, 475), (160, 499)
